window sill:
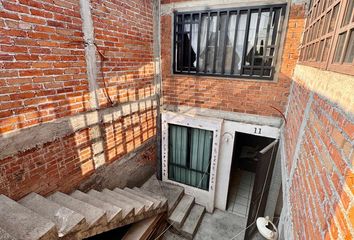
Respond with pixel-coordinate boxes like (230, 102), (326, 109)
(170, 72), (279, 83)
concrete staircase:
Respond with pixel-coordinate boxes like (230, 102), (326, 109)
(0, 185), (167, 240)
(124, 176), (205, 240)
(167, 195), (205, 239)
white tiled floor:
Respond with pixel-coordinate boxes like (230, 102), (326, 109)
(227, 169), (255, 218)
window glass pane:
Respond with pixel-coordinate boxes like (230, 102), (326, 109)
(189, 14), (199, 70)
(256, 10), (271, 58)
(268, 8), (281, 46)
(322, 12), (330, 34)
(168, 125), (212, 190)
(245, 11), (258, 67)
(333, 32), (347, 62)
(233, 12), (247, 74)
(317, 39), (324, 61)
(215, 13), (228, 73)
(328, 4), (339, 33)
(342, 0), (354, 26)
(205, 14), (217, 73)
(168, 125), (188, 184)
(224, 13), (237, 74)
(322, 37), (332, 61)
(344, 30), (354, 63)
(198, 14), (209, 72)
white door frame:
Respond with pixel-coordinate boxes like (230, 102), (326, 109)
(215, 120), (280, 210)
(161, 111), (223, 212)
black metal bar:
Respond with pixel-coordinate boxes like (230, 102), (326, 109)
(231, 11), (240, 75)
(196, 13), (202, 73)
(212, 12), (220, 74)
(221, 11), (230, 75)
(250, 9), (262, 76)
(173, 13), (177, 72)
(181, 14), (185, 72)
(173, 3), (287, 15)
(188, 14), (192, 73)
(204, 12), (211, 73)
(241, 9), (252, 76)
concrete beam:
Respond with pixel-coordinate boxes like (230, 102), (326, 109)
(0, 97), (157, 160)
(79, 0), (99, 110)
(163, 105), (283, 127)
(161, 0), (288, 15)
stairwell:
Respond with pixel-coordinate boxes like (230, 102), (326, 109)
(0, 184), (167, 240)
(0, 175), (207, 240)
(125, 176), (206, 240)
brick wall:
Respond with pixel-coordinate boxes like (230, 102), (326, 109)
(161, 2), (304, 117)
(285, 79), (354, 239)
(0, 0), (90, 134)
(0, 0), (157, 199)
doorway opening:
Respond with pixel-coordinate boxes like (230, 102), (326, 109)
(226, 132), (277, 222)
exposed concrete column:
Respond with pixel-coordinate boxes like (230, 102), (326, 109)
(79, 0), (99, 110)
(79, 0), (106, 168)
(153, 0), (162, 179)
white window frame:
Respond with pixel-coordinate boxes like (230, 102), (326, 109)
(161, 111), (223, 212)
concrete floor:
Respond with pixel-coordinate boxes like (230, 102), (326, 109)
(163, 209), (252, 240)
(163, 209), (268, 240)
(227, 169), (255, 218)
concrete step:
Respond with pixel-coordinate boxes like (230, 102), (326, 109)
(48, 192), (106, 228)
(88, 189), (134, 219)
(141, 175), (184, 215)
(0, 195), (57, 240)
(180, 204), (205, 239)
(125, 187), (161, 209)
(19, 192), (86, 237)
(133, 187), (167, 207)
(168, 195), (194, 228)
(70, 190), (122, 223)
(0, 227), (16, 240)
(102, 189), (144, 216)
(162, 230), (187, 240)
(114, 188), (154, 211)
(122, 214), (164, 240)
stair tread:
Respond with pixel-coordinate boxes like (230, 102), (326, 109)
(125, 187), (161, 209)
(71, 190), (122, 223)
(168, 195), (194, 228)
(88, 189), (134, 219)
(133, 187), (167, 207)
(19, 192), (86, 237)
(48, 192), (106, 227)
(114, 188), (154, 211)
(181, 204), (205, 238)
(0, 227), (16, 240)
(103, 189), (144, 215)
(141, 176), (183, 214)
(0, 195), (57, 240)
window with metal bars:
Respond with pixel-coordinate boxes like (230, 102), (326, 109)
(173, 5), (286, 80)
(299, 0), (354, 75)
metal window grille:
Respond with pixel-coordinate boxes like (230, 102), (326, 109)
(173, 4), (286, 80)
(300, 0), (354, 75)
